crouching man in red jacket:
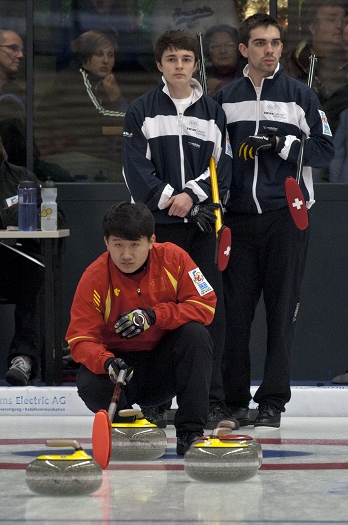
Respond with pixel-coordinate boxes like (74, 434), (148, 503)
(66, 201), (217, 455)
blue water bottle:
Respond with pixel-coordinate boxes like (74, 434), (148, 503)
(18, 180), (37, 231)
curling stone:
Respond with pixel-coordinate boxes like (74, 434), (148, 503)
(26, 439), (102, 496)
(215, 420), (263, 466)
(111, 408), (167, 461)
(184, 426), (261, 482)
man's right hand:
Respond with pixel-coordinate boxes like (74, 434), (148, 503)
(104, 357), (134, 384)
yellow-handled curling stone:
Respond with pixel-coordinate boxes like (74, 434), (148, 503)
(184, 423), (262, 482)
(26, 439), (102, 495)
(111, 408), (167, 461)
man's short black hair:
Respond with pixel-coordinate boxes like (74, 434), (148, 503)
(103, 201), (155, 240)
(154, 30), (199, 64)
(239, 13), (283, 47)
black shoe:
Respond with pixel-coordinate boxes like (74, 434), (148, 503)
(141, 406), (168, 428)
(254, 403), (281, 428)
(229, 406), (250, 427)
(205, 403), (240, 430)
(6, 356), (32, 386)
(176, 430), (204, 455)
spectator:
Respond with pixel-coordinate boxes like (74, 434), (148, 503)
(281, 0), (347, 105)
(0, 29), (25, 113)
(122, 30), (234, 429)
(35, 29), (128, 182)
(56, 0), (152, 73)
(0, 137), (65, 385)
(65, 201), (218, 455)
(216, 13), (334, 428)
(203, 24), (245, 97)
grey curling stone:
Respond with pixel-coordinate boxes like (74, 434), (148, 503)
(216, 419), (263, 467)
(26, 439), (102, 496)
(111, 408), (167, 461)
(184, 426), (262, 482)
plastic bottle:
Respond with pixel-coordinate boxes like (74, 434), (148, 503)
(41, 177), (57, 231)
(18, 180), (37, 231)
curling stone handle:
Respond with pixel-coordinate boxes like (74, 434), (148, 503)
(118, 408), (144, 419)
(45, 439), (82, 450)
(211, 427), (233, 438)
(216, 419), (236, 430)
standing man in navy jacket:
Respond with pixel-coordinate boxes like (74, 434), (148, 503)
(122, 29), (234, 429)
(216, 13), (334, 428)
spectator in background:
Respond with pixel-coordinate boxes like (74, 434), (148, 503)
(35, 29), (128, 182)
(203, 24), (245, 97)
(281, 0), (347, 105)
(322, 21), (348, 137)
(282, 0), (346, 181)
(0, 30), (73, 182)
(0, 137), (65, 386)
(56, 0), (152, 73)
(0, 29), (25, 112)
(150, 0), (240, 45)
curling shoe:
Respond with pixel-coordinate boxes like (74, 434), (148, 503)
(332, 371), (348, 384)
(141, 406), (168, 428)
(6, 356), (32, 386)
(176, 430), (204, 455)
(254, 403), (281, 428)
(229, 406), (250, 427)
(206, 403), (240, 430)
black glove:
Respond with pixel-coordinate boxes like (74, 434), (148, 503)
(238, 134), (276, 160)
(115, 308), (156, 339)
(186, 203), (220, 233)
(104, 357), (134, 384)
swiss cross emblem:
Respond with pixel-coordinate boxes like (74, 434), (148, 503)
(292, 197), (303, 210)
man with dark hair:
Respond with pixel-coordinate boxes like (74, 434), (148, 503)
(66, 201), (219, 455)
(122, 29), (233, 429)
(216, 13), (334, 428)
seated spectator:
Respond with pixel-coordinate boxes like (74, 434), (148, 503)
(0, 29), (25, 111)
(35, 29), (128, 182)
(56, 0), (152, 73)
(65, 202), (218, 455)
(0, 137), (65, 385)
(281, 0), (347, 105)
(203, 24), (245, 97)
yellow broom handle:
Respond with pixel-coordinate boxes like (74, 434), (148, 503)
(209, 157), (223, 235)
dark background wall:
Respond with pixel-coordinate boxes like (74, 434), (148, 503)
(1, 183), (347, 381)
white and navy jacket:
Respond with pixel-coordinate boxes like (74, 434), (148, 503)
(122, 77), (232, 224)
(215, 64), (334, 215)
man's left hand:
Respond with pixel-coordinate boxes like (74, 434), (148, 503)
(115, 308), (156, 338)
(186, 203), (220, 232)
(238, 134), (276, 160)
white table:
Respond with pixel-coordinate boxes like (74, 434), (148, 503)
(0, 229), (70, 385)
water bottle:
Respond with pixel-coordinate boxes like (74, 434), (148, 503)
(18, 180), (37, 231)
(41, 177), (57, 231)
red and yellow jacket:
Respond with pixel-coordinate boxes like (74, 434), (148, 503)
(66, 242), (216, 374)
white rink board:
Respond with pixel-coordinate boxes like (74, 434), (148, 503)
(0, 386), (93, 416)
(0, 385), (348, 416)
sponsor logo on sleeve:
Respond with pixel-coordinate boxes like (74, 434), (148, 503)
(188, 268), (214, 295)
(319, 110), (332, 136)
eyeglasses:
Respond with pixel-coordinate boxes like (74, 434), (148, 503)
(0, 44), (24, 55)
(209, 42), (237, 52)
